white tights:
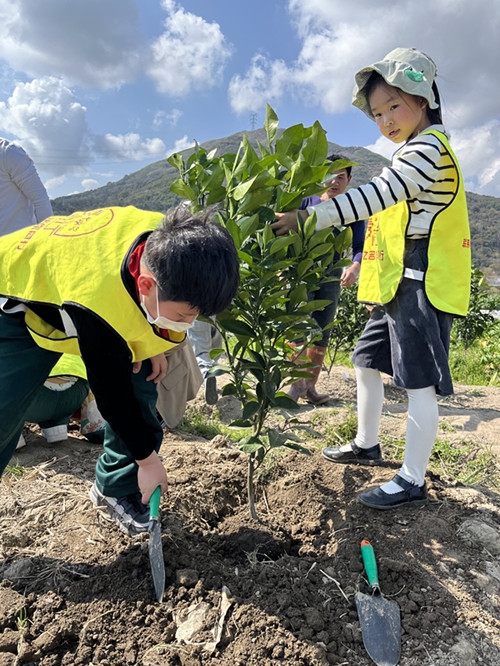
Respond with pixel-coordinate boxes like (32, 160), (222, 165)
(352, 366), (438, 488)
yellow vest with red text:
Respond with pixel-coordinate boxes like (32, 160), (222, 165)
(357, 130), (471, 316)
(0, 206), (185, 361)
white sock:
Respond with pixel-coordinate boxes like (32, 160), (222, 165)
(380, 385), (438, 492)
(352, 366), (384, 450)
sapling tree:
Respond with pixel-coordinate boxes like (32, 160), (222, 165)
(168, 106), (353, 519)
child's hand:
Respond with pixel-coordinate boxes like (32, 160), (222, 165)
(136, 451), (168, 504)
(271, 210), (307, 235)
(132, 354), (168, 383)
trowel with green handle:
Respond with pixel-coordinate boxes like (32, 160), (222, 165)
(355, 539), (401, 666)
(148, 486), (165, 602)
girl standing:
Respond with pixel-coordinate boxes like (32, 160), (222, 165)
(273, 47), (471, 509)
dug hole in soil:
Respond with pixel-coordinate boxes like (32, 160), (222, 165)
(1, 365), (500, 666)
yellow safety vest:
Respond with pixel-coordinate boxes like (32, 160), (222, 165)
(0, 206), (185, 361)
(357, 130), (471, 316)
(50, 354), (87, 380)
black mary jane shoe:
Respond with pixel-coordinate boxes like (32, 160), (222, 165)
(358, 473), (428, 510)
(322, 441), (382, 466)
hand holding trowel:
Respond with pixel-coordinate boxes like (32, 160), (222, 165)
(355, 539), (401, 666)
(148, 486), (165, 602)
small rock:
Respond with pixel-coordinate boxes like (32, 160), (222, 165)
(175, 568), (199, 587)
(2, 559), (34, 583)
(459, 519), (500, 556)
(449, 637), (477, 663)
(0, 588), (26, 624)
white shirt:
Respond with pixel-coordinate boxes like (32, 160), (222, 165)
(0, 138), (53, 235)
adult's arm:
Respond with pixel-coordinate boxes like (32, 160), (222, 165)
(6, 143), (53, 222)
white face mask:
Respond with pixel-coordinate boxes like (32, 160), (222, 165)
(141, 284), (196, 332)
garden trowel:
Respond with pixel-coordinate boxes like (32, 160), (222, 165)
(355, 539), (401, 666)
(148, 486), (165, 602)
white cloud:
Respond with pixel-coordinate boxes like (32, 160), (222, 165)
(148, 0), (233, 95)
(450, 121), (500, 198)
(230, 0), (500, 123)
(82, 179), (99, 191)
(0, 0), (145, 89)
(166, 135), (195, 156)
(93, 133), (166, 161)
(0, 76), (92, 176)
(0, 75), (168, 178)
(228, 55), (289, 115)
(45, 175), (66, 192)
(153, 109), (182, 128)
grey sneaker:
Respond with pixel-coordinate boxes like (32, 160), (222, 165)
(89, 482), (150, 537)
(204, 375), (218, 405)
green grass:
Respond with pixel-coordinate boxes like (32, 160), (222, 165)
(4, 461), (26, 478)
(429, 439), (500, 490)
(177, 403), (249, 442)
(449, 339), (500, 386)
(380, 435), (500, 492)
(322, 410), (358, 447)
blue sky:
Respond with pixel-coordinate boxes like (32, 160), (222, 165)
(0, 0), (499, 200)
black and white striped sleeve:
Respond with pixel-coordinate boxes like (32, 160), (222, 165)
(309, 133), (446, 230)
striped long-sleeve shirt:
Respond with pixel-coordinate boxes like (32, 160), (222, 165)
(309, 125), (458, 238)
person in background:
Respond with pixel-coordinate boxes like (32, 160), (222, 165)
(0, 205), (239, 537)
(17, 354), (106, 448)
(187, 317), (223, 405)
(287, 154), (365, 404)
(272, 48), (471, 510)
(0, 137), (53, 235)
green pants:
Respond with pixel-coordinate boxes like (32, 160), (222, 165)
(25, 379), (89, 429)
(0, 311), (163, 497)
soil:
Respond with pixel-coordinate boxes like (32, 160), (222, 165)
(1, 365), (500, 666)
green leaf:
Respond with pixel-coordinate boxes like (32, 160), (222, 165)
(167, 153), (185, 171)
(283, 442), (312, 455)
(272, 394), (300, 409)
(267, 429), (291, 449)
(238, 214), (261, 242)
(230, 419), (253, 428)
(297, 259), (314, 277)
(238, 435), (265, 454)
(264, 105), (279, 147)
(169, 178), (197, 200)
(241, 400), (260, 420)
(301, 121), (328, 166)
(276, 124), (307, 162)
(269, 235), (296, 255)
(237, 188), (274, 215)
(220, 318), (256, 338)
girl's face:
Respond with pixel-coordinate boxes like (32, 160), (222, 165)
(368, 81), (431, 144)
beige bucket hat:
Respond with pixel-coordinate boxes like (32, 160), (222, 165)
(352, 47), (439, 119)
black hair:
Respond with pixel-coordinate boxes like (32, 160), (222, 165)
(428, 81), (443, 124)
(326, 153), (352, 177)
(143, 205), (240, 317)
(364, 71), (443, 125)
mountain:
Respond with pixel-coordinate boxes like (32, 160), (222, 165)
(51, 128), (500, 278)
